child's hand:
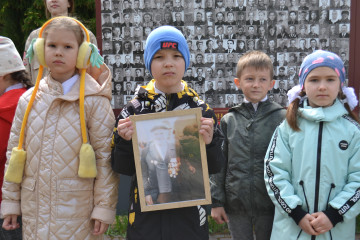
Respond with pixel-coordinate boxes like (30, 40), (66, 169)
(310, 212), (333, 234)
(92, 219), (109, 236)
(145, 195), (154, 205)
(199, 117), (214, 144)
(298, 214), (318, 236)
(117, 117), (133, 141)
(188, 165), (196, 174)
(2, 215), (20, 230)
(211, 207), (229, 224)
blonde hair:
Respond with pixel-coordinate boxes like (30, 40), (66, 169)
(43, 17), (83, 46)
(236, 50), (273, 79)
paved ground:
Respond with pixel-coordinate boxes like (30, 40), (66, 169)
(209, 233), (360, 239)
(104, 232), (360, 239)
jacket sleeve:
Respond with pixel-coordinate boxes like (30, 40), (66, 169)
(111, 108), (136, 176)
(87, 96), (119, 225)
(210, 116), (228, 208)
(1, 94), (28, 216)
(327, 129), (360, 222)
(203, 106), (224, 174)
(264, 122), (304, 220)
(23, 30), (39, 84)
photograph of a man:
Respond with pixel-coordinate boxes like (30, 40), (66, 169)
(141, 121), (176, 205)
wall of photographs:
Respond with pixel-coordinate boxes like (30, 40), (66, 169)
(100, 0), (351, 109)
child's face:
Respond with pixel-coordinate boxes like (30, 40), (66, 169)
(47, 0), (70, 17)
(304, 67), (340, 108)
(235, 66), (273, 103)
(151, 49), (185, 93)
(45, 28), (79, 83)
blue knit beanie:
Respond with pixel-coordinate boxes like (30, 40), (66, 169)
(299, 50), (346, 87)
(144, 26), (190, 75)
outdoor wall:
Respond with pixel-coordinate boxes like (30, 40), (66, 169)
(96, 0), (355, 213)
(97, 0), (351, 116)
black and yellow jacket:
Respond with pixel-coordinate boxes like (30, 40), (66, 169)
(111, 79), (224, 240)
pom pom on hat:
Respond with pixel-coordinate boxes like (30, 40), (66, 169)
(299, 50), (346, 87)
(144, 26), (190, 75)
(0, 36), (26, 76)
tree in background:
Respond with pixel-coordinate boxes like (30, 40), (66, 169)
(0, 0), (96, 55)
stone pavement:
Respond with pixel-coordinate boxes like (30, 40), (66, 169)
(209, 234), (231, 240)
(209, 233), (360, 239)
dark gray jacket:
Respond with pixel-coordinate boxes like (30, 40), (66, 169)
(211, 100), (286, 216)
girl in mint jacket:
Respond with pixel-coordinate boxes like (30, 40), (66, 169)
(265, 50), (360, 240)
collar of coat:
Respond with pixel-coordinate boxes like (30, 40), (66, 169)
(39, 65), (112, 101)
(229, 100), (284, 119)
(135, 79), (198, 101)
(299, 98), (348, 122)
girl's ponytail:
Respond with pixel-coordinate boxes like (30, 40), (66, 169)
(339, 91), (360, 123)
(286, 90), (306, 131)
(10, 70), (33, 89)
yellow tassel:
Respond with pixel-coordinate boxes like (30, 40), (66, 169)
(78, 143), (97, 178)
(4, 147), (26, 183)
(129, 212), (135, 225)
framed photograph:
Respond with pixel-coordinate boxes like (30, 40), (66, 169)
(130, 108), (211, 212)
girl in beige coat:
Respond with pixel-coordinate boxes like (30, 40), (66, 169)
(2, 17), (119, 239)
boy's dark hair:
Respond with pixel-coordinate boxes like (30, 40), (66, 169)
(236, 51), (274, 79)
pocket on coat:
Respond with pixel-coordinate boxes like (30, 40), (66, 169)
(56, 178), (94, 220)
(21, 178), (37, 218)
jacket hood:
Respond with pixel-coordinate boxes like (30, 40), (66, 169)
(0, 89), (27, 123)
(299, 98), (348, 122)
(38, 64), (112, 101)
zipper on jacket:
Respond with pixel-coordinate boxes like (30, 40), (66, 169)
(296, 230), (303, 239)
(299, 181), (310, 213)
(296, 180), (310, 240)
(166, 94), (171, 111)
(246, 119), (254, 130)
(312, 121), (324, 240)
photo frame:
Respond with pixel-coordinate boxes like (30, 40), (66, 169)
(130, 108), (211, 212)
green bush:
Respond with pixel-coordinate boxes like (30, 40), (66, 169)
(106, 215), (128, 238)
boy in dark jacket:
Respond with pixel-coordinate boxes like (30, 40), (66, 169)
(111, 26), (223, 240)
(211, 51), (286, 240)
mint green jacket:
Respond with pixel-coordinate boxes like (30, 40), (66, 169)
(265, 99), (360, 240)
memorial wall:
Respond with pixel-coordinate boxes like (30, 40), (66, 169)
(100, 0), (351, 110)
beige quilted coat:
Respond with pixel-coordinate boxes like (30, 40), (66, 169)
(2, 65), (119, 239)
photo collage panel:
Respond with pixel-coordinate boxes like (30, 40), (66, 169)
(101, 0), (351, 109)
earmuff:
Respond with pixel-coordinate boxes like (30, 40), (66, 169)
(32, 18), (92, 69)
(5, 17), (103, 183)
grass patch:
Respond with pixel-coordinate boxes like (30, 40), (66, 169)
(107, 214), (360, 236)
(208, 216), (230, 235)
(106, 215), (128, 238)
(105, 215), (229, 237)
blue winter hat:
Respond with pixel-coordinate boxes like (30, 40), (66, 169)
(299, 50), (346, 87)
(144, 26), (190, 75)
